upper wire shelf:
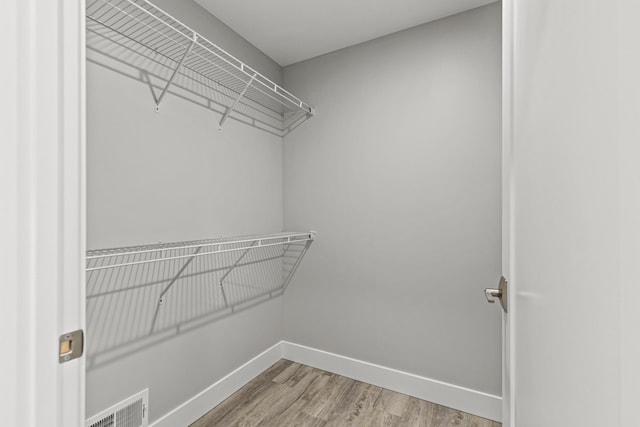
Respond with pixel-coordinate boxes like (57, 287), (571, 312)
(86, 0), (315, 135)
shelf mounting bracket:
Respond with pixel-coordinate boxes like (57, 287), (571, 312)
(155, 34), (197, 112)
(149, 245), (202, 333)
(282, 239), (313, 292)
(218, 241), (258, 307)
(219, 73), (257, 129)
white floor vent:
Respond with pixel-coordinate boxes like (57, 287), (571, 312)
(86, 389), (149, 427)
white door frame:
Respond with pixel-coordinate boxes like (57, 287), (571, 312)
(1, 1), (86, 426)
(501, 0), (515, 425)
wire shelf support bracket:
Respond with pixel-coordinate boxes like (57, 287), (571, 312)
(282, 238), (314, 292)
(219, 240), (258, 307)
(154, 34), (197, 112)
(219, 72), (257, 130)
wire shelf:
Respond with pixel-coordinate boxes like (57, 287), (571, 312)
(86, 231), (315, 271)
(85, 232), (315, 364)
(86, 0), (315, 135)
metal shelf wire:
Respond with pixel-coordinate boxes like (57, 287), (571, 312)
(86, 0), (315, 135)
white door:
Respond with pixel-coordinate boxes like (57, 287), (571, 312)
(1, 1), (86, 426)
(500, 1), (514, 425)
(503, 0), (640, 426)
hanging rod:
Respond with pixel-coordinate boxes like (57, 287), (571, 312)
(86, 0), (315, 134)
(86, 231), (316, 271)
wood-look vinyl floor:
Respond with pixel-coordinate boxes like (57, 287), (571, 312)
(190, 359), (501, 427)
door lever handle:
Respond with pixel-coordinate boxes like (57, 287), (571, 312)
(484, 288), (501, 303)
(484, 276), (508, 313)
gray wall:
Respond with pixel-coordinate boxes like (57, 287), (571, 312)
(86, 0), (284, 422)
(282, 3), (502, 396)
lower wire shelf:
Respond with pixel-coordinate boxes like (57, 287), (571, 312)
(85, 231), (315, 366)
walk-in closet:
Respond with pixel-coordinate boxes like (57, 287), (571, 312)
(7, 0), (640, 426)
(84, 0), (501, 425)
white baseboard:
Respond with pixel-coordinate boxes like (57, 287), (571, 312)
(281, 341), (502, 422)
(151, 340), (501, 425)
(150, 342), (282, 427)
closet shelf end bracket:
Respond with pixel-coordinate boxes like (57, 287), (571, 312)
(154, 33), (198, 112)
(219, 72), (258, 130)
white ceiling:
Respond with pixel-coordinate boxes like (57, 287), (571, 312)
(194, 0), (498, 66)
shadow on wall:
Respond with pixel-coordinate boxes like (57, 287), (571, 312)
(86, 17), (310, 137)
(86, 240), (309, 371)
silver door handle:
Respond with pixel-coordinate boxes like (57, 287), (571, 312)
(484, 288), (501, 303)
(484, 276), (508, 313)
